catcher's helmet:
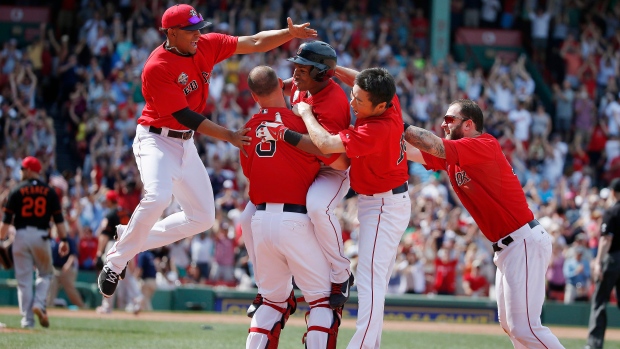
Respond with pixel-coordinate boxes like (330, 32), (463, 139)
(287, 41), (337, 82)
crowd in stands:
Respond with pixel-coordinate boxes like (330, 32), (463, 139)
(0, 0), (619, 309)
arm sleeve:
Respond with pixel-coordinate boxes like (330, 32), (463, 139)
(172, 107), (206, 131)
(49, 189), (64, 224)
(339, 119), (389, 158)
(2, 191), (19, 224)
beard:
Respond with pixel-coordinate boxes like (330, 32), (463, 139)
(446, 123), (465, 140)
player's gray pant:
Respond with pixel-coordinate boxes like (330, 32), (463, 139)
(13, 227), (53, 328)
(587, 250), (620, 348)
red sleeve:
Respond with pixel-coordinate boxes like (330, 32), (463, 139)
(421, 151), (447, 172)
(143, 63), (188, 116)
(339, 118), (389, 158)
(442, 136), (497, 167)
(204, 33), (238, 65)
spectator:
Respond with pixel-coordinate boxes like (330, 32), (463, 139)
(190, 231), (214, 283)
(462, 260), (489, 297)
(136, 250), (157, 311)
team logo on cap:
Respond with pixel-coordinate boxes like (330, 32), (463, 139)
(297, 46), (303, 55)
(189, 8), (198, 18)
(178, 72), (188, 85)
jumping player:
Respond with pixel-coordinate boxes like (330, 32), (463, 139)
(243, 41), (353, 316)
(243, 66), (344, 349)
(261, 66), (411, 348)
(98, 4), (319, 297)
(404, 99), (565, 348)
(0, 156), (69, 329)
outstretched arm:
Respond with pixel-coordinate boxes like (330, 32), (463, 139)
(404, 124), (446, 159)
(334, 65), (359, 87)
(234, 18), (317, 54)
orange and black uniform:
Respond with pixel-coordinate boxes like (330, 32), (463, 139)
(101, 207), (130, 241)
(3, 178), (64, 229)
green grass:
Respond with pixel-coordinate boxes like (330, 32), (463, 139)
(0, 314), (618, 349)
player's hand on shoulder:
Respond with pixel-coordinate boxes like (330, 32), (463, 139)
(292, 102), (312, 118)
(287, 17), (318, 39)
(231, 128), (252, 157)
(257, 121), (288, 143)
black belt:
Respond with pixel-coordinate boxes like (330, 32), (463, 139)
(361, 182), (408, 196)
(492, 219), (540, 252)
(391, 182), (409, 194)
(149, 126), (193, 140)
(256, 203), (307, 214)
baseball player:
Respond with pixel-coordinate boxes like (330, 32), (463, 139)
(403, 99), (565, 349)
(98, 4), (319, 297)
(0, 156), (68, 329)
(262, 66), (411, 349)
(242, 66), (344, 349)
(243, 41), (353, 317)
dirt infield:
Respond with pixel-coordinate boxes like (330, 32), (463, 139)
(2, 307), (620, 341)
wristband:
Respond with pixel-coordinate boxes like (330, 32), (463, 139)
(283, 129), (302, 146)
(404, 122), (412, 132)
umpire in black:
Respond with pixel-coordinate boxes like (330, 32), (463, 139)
(0, 156), (68, 329)
(585, 178), (620, 349)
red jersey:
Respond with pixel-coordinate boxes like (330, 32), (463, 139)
(422, 134), (534, 241)
(339, 96), (409, 195)
(290, 80), (351, 165)
(240, 108), (320, 205)
(138, 33), (238, 130)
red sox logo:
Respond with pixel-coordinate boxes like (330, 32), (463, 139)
(189, 9), (198, 18)
(455, 170), (471, 187)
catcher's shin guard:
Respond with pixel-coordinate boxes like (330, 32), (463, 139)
(248, 290), (297, 348)
(302, 299), (342, 349)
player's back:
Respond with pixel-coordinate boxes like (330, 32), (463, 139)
(240, 108), (320, 206)
(5, 179), (60, 230)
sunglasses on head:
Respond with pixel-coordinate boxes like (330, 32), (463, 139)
(443, 115), (469, 124)
(188, 13), (203, 25)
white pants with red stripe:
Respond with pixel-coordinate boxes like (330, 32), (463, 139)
(347, 191), (411, 349)
(494, 223), (565, 349)
(241, 166), (351, 287)
(106, 125), (215, 274)
(246, 205), (333, 349)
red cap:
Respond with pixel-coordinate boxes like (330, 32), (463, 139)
(105, 190), (118, 203)
(21, 156), (42, 173)
(161, 4), (211, 31)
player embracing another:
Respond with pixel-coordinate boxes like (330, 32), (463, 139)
(242, 66), (349, 349)
(243, 40), (354, 318)
(98, 4), (320, 298)
(260, 66), (411, 348)
(404, 100), (565, 348)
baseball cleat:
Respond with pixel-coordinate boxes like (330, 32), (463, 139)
(246, 293), (263, 318)
(98, 266), (120, 298)
(32, 306), (49, 328)
(329, 273), (355, 309)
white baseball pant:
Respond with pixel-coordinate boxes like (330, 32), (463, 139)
(347, 191), (411, 349)
(494, 222), (565, 349)
(246, 204), (333, 349)
(106, 125), (216, 274)
(240, 167), (351, 286)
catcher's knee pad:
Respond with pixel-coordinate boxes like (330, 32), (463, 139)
(302, 302), (342, 349)
(248, 290), (297, 348)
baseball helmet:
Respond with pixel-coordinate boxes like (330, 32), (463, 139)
(287, 41), (337, 82)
